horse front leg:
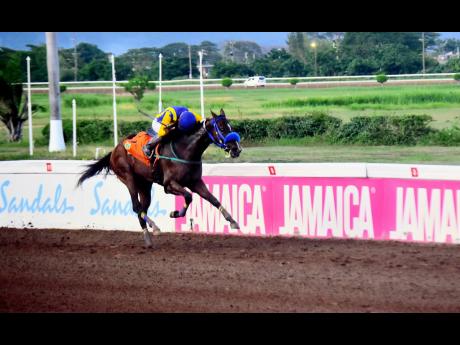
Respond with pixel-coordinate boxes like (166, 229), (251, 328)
(190, 179), (240, 230)
(164, 180), (193, 218)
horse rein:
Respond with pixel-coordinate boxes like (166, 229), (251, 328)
(151, 116), (239, 165)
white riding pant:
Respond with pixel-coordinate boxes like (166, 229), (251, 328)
(151, 120), (162, 135)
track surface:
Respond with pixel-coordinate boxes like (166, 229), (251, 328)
(1, 228), (460, 312)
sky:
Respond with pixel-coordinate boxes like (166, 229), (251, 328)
(0, 32), (459, 56)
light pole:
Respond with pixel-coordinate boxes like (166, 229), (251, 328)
(198, 50), (204, 116)
(26, 56), (33, 156)
(188, 45), (192, 79)
(110, 54), (118, 147)
(158, 53), (163, 112)
(310, 41), (318, 76)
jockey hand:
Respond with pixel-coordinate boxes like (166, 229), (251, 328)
(166, 123), (177, 131)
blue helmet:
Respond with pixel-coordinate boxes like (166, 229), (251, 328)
(178, 111), (197, 132)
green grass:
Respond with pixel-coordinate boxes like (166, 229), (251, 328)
(3, 83), (460, 163)
(2, 138), (460, 165)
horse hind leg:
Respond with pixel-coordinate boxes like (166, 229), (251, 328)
(124, 175), (154, 248)
(138, 187), (161, 236)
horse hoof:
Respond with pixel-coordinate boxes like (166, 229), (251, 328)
(143, 230), (153, 247)
(152, 228), (162, 236)
(231, 222), (240, 230)
(170, 210), (180, 218)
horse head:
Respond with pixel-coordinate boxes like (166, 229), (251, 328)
(207, 108), (242, 158)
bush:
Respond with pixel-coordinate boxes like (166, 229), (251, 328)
(424, 126), (460, 146)
(231, 113), (342, 142)
(124, 76), (153, 101)
(454, 73), (460, 82)
(222, 77), (233, 88)
(333, 114), (433, 145)
(42, 119), (150, 145)
(289, 78), (299, 86)
(39, 114), (439, 146)
(376, 73), (388, 84)
(60, 85), (67, 93)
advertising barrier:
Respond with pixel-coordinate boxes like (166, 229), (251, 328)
(1, 160), (460, 245)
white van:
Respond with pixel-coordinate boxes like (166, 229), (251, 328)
(243, 76), (266, 88)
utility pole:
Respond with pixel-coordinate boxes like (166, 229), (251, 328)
(229, 41), (235, 62)
(189, 45), (192, 79)
(422, 32), (426, 74)
(72, 32), (78, 81)
(45, 32), (66, 152)
(158, 53), (163, 113)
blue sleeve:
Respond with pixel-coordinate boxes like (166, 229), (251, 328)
(173, 106), (189, 116)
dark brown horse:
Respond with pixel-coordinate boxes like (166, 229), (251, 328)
(77, 109), (242, 247)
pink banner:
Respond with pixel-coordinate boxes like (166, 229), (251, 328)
(175, 176), (460, 245)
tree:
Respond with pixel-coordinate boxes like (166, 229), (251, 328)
(287, 32), (308, 63)
(78, 59), (111, 80)
(76, 42), (107, 65)
(340, 32), (438, 75)
(124, 76), (156, 119)
(210, 61), (254, 78)
(0, 49), (23, 83)
(162, 57), (190, 80)
(0, 77), (42, 141)
(197, 41), (222, 64)
(25, 44), (48, 82)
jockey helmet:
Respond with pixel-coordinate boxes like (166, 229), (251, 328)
(178, 111), (197, 132)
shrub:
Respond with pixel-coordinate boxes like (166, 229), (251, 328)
(289, 78), (299, 87)
(333, 114), (433, 145)
(41, 120), (150, 145)
(424, 126), (460, 146)
(60, 85), (67, 93)
(376, 73), (388, 84)
(222, 77), (233, 88)
(454, 73), (460, 82)
(124, 76), (152, 101)
(39, 114), (438, 146)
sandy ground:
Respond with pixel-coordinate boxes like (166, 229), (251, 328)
(1, 227), (459, 312)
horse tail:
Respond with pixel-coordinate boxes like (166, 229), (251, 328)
(77, 152), (112, 187)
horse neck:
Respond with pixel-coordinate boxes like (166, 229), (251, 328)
(173, 125), (211, 161)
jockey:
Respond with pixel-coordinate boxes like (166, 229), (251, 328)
(143, 105), (202, 158)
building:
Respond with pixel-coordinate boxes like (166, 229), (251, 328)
(437, 48), (460, 64)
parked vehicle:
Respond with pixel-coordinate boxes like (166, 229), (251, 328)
(243, 76), (266, 88)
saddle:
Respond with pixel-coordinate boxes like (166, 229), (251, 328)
(123, 131), (160, 168)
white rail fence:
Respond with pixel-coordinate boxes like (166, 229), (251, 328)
(22, 73), (459, 92)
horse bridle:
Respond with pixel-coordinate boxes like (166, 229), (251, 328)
(204, 115), (241, 150)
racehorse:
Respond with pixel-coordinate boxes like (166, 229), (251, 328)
(77, 109), (242, 248)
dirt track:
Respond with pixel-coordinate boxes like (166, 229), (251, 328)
(1, 228), (460, 312)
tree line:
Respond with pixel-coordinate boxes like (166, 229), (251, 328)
(0, 32), (459, 83)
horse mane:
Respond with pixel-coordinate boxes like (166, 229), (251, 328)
(166, 121), (204, 143)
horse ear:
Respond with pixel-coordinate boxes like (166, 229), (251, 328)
(220, 108), (226, 117)
(210, 109), (217, 118)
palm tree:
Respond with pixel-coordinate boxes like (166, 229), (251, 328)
(0, 78), (42, 142)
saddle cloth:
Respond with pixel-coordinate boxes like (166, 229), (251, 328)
(123, 131), (152, 167)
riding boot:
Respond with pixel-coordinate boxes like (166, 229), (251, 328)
(143, 136), (162, 158)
